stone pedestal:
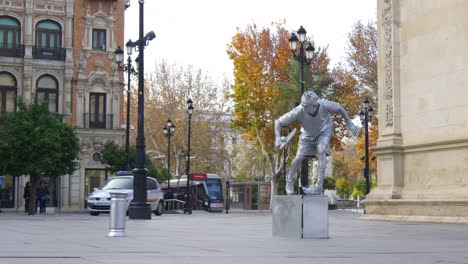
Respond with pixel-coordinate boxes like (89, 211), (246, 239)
(272, 195), (328, 239)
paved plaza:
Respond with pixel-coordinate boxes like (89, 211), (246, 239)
(0, 209), (467, 264)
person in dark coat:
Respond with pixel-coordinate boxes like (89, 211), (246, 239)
(41, 183), (50, 213)
(23, 182), (30, 213)
(36, 181), (46, 214)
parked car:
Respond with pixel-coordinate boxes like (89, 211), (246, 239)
(87, 173), (164, 216)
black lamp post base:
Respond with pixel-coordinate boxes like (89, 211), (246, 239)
(300, 159), (309, 195)
(128, 203), (152, 219)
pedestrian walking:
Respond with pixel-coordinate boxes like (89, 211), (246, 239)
(23, 182), (30, 213)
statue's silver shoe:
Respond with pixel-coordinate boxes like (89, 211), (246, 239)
(285, 180), (294, 195)
(302, 186), (323, 195)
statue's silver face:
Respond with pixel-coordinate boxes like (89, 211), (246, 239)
(302, 102), (319, 116)
(300, 91), (319, 116)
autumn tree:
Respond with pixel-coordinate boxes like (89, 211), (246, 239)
(127, 61), (233, 183)
(346, 20), (378, 100)
(329, 20), (378, 187)
(328, 64), (362, 151)
(227, 22), (292, 200)
(345, 20), (378, 178)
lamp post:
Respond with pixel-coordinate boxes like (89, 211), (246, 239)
(125, 0), (156, 220)
(163, 119), (175, 190)
(185, 98), (194, 214)
(115, 42), (138, 171)
(359, 98), (374, 195)
(288, 26), (315, 194)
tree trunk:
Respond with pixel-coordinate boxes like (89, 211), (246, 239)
(254, 127), (283, 209)
(28, 173), (40, 215)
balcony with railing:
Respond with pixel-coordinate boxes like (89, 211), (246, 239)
(32, 46), (66, 61)
(83, 113), (114, 129)
(0, 43), (25, 58)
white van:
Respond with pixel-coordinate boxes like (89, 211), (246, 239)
(87, 174), (164, 216)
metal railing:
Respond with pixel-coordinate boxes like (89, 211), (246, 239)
(164, 199), (186, 214)
(0, 43), (25, 58)
(82, 113), (113, 129)
(32, 46), (66, 61)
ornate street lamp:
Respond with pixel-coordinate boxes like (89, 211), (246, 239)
(125, 0), (156, 220)
(359, 98), (375, 195)
(185, 98), (194, 214)
(288, 26), (315, 193)
(115, 41), (138, 171)
(163, 119), (175, 191)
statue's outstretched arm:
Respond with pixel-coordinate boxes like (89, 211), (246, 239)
(274, 109), (297, 148)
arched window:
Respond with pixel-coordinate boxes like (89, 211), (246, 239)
(36, 20), (61, 48)
(0, 16), (20, 49)
(36, 75), (58, 113)
(0, 72), (17, 113)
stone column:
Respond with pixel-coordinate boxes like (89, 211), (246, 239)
(76, 74), (87, 128)
(60, 174), (70, 210)
(367, 0), (403, 200)
(24, 0), (33, 58)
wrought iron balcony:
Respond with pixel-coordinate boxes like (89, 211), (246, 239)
(32, 46), (66, 61)
(0, 43), (25, 58)
(83, 113), (114, 129)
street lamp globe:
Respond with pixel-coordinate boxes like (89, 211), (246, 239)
(359, 110), (365, 122)
(305, 43), (315, 60)
(163, 125), (168, 136)
(187, 99), (194, 115)
(368, 107), (375, 118)
(125, 39), (134, 55)
(297, 26), (307, 42)
(166, 118), (173, 128)
(288, 33), (298, 52)
(363, 98), (370, 108)
(115, 46), (124, 65)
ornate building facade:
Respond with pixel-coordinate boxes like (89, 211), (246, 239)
(0, 0), (125, 211)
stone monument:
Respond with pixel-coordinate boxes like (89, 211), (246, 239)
(363, 0), (468, 223)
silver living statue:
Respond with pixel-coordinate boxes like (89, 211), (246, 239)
(274, 91), (358, 195)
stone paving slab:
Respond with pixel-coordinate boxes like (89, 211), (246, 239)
(0, 210), (467, 264)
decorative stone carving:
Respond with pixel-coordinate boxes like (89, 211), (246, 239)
(86, 3), (91, 16)
(382, 0), (393, 128)
(81, 2), (117, 58)
(93, 137), (103, 149)
(84, 61), (112, 93)
(76, 52), (87, 72)
(23, 74), (31, 92)
(80, 137), (92, 154)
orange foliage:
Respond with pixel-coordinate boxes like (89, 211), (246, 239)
(227, 22), (291, 151)
(328, 65), (361, 151)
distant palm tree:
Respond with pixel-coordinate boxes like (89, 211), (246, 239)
(274, 59), (320, 117)
(273, 60), (303, 117)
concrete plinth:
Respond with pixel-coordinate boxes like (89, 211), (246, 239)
(272, 195), (328, 239)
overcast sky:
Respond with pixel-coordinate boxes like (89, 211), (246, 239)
(124, 0), (377, 82)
